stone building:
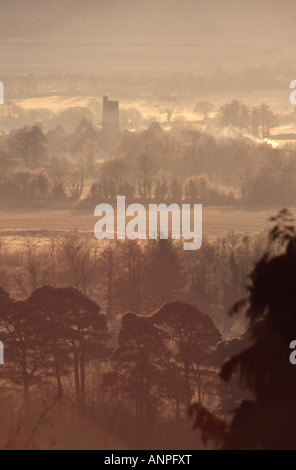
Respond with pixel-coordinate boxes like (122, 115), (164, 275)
(102, 96), (120, 149)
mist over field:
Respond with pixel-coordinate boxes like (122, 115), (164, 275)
(0, 0), (296, 451)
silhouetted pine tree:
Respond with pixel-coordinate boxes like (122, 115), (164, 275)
(190, 210), (296, 450)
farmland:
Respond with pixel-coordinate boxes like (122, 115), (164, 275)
(0, 202), (291, 248)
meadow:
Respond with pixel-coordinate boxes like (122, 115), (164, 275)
(0, 203), (291, 244)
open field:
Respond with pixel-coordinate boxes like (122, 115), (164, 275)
(0, 202), (292, 246)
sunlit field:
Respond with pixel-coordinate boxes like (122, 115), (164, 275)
(0, 202), (291, 249)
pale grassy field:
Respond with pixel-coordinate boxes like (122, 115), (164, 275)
(0, 203), (292, 249)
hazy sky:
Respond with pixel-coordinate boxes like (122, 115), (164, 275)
(0, 0), (295, 52)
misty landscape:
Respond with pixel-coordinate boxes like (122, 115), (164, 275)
(0, 0), (296, 451)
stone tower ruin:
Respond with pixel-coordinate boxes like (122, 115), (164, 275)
(102, 96), (120, 149)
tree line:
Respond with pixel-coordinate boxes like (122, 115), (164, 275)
(0, 231), (274, 336)
(1, 115), (295, 206)
(0, 285), (230, 446)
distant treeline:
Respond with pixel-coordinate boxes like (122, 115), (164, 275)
(0, 105), (296, 205)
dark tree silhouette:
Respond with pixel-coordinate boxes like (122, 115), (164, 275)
(218, 100), (250, 131)
(153, 302), (221, 409)
(103, 301), (221, 435)
(10, 126), (48, 168)
(191, 210), (296, 450)
(216, 334), (251, 418)
(0, 286), (109, 411)
(103, 312), (166, 432)
(0, 289), (45, 407)
(37, 287), (110, 411)
(27, 287), (71, 395)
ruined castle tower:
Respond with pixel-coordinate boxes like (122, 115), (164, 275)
(102, 96), (120, 149)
